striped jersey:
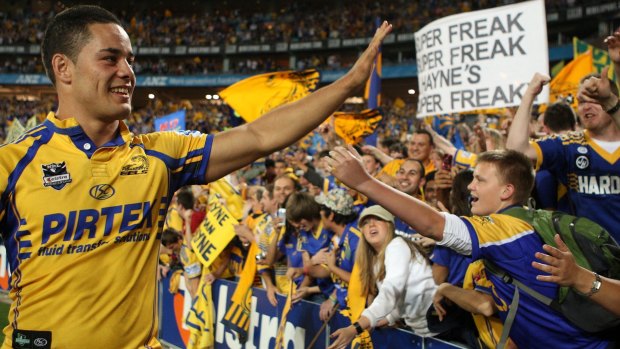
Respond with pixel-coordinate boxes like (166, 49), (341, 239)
(532, 130), (620, 242)
(0, 113), (213, 348)
(462, 212), (611, 348)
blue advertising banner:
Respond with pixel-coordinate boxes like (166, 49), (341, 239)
(155, 110), (186, 132)
(159, 277), (466, 349)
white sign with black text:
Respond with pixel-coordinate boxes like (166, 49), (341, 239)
(415, 0), (549, 117)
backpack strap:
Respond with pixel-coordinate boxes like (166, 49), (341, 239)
(482, 259), (556, 349)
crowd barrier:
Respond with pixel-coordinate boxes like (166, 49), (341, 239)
(0, 245), (465, 348)
(159, 276), (466, 349)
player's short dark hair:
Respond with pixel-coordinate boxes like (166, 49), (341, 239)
(42, 5), (122, 85)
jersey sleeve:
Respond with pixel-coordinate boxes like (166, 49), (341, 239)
(532, 134), (566, 172)
(141, 131), (214, 190)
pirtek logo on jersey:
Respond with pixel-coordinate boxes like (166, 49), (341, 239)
(89, 184), (116, 200)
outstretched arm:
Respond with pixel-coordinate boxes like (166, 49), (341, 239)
(327, 145), (446, 240)
(205, 22), (392, 182)
(532, 234), (620, 316)
(505, 73), (549, 160)
(433, 283), (496, 321)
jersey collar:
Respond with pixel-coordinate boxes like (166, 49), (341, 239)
(44, 112), (133, 156)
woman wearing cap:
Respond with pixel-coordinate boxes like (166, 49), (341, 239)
(328, 205), (437, 349)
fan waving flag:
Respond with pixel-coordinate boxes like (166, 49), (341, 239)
(333, 109), (383, 145)
(220, 69), (320, 122)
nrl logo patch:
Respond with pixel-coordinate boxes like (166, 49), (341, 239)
(121, 155), (149, 176)
(42, 162), (72, 190)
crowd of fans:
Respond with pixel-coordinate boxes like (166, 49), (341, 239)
(0, 0), (608, 76)
(0, 0), (588, 47)
(1, 1), (619, 348)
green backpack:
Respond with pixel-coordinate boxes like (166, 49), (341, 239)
(484, 206), (620, 346)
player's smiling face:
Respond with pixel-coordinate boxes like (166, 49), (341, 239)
(69, 23), (136, 122)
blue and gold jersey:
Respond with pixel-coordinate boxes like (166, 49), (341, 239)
(462, 260), (505, 349)
(533, 130), (620, 242)
(299, 222), (331, 256)
(333, 223), (361, 307)
(453, 148), (477, 170)
(462, 212), (611, 349)
(0, 113), (213, 348)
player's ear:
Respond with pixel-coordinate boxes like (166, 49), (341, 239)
(52, 53), (73, 84)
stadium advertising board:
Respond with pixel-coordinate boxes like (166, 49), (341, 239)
(415, 0), (549, 117)
(159, 278), (465, 349)
(155, 110), (186, 132)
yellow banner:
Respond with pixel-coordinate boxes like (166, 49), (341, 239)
(343, 262), (373, 348)
(550, 51), (594, 109)
(186, 281), (215, 349)
(220, 69), (320, 123)
(191, 199), (237, 269)
(221, 242), (258, 343)
(209, 177), (244, 221)
(333, 109), (383, 145)
(274, 281), (296, 349)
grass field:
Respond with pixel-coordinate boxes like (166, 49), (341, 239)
(0, 300), (8, 343)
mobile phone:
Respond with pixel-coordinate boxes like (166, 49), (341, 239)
(442, 154), (453, 171)
(276, 208), (286, 227)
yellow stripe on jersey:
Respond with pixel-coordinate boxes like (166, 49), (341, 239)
(584, 130), (620, 164)
(0, 112), (213, 348)
(463, 214), (535, 247)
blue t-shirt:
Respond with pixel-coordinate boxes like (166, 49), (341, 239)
(430, 245), (471, 287)
(299, 223), (334, 296)
(534, 169), (570, 213)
